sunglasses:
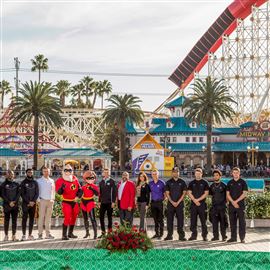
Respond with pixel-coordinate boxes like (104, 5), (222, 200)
(86, 177), (95, 180)
(64, 169), (72, 173)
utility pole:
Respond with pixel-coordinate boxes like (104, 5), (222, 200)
(14, 57), (20, 97)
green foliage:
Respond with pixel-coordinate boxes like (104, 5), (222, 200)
(103, 94), (144, 170)
(0, 80), (12, 109)
(182, 77), (236, 174)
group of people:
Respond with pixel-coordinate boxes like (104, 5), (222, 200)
(0, 165), (248, 244)
(133, 166), (248, 243)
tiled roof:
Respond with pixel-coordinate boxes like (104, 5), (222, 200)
(214, 142), (270, 152)
(164, 143), (206, 152)
(0, 148), (26, 157)
(150, 117), (221, 134)
(216, 127), (240, 134)
(44, 148), (112, 158)
(126, 121), (137, 134)
(165, 96), (186, 108)
(240, 121), (255, 128)
(164, 142), (270, 152)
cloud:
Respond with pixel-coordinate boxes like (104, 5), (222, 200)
(1, 0), (232, 110)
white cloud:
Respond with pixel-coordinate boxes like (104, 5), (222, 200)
(2, 0), (232, 110)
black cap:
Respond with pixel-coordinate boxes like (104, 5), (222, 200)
(172, 166), (179, 172)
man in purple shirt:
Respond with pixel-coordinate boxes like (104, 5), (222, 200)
(149, 169), (165, 239)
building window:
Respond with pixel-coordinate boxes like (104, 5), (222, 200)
(192, 137), (197, 142)
(166, 122), (173, 128)
(199, 137), (204, 142)
(185, 137), (190, 142)
(173, 137), (177, 143)
(191, 122), (196, 128)
(176, 109), (180, 117)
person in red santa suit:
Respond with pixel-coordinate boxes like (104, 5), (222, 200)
(80, 170), (99, 239)
(55, 164), (82, 240)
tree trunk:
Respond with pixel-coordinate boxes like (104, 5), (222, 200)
(38, 69), (41, 84)
(33, 115), (39, 170)
(60, 94), (65, 107)
(206, 119), (212, 175)
(86, 89), (89, 104)
(1, 93), (4, 109)
(92, 93), (97, 108)
(101, 94), (104, 109)
(119, 119), (126, 171)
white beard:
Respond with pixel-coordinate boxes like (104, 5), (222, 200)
(63, 174), (73, 182)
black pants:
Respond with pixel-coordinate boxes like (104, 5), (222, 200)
(167, 203), (185, 238)
(22, 204), (36, 236)
(4, 206), (19, 235)
(119, 208), (133, 226)
(82, 209), (96, 229)
(229, 206), (246, 241)
(190, 203), (208, 238)
(211, 207), (227, 239)
(151, 201), (164, 236)
(99, 203), (113, 233)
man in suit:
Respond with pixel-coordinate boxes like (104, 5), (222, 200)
(117, 171), (136, 226)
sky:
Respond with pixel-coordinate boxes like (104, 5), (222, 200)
(1, 0), (232, 111)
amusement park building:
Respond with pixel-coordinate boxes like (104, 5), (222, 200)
(146, 95), (270, 168)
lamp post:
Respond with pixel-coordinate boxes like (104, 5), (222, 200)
(247, 142), (259, 167)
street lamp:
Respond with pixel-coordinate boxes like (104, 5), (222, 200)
(247, 142), (259, 167)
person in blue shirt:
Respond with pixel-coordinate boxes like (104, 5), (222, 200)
(149, 169), (165, 239)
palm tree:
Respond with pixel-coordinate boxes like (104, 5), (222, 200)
(31, 54), (49, 83)
(182, 76), (236, 174)
(70, 83), (85, 107)
(55, 80), (71, 107)
(10, 81), (63, 169)
(103, 94), (144, 170)
(80, 76), (95, 107)
(98, 80), (112, 109)
(0, 80), (12, 109)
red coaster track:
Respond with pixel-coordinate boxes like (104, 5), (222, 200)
(169, 0), (267, 88)
(0, 104), (61, 151)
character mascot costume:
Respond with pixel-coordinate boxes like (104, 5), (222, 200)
(56, 164), (82, 240)
(81, 170), (99, 239)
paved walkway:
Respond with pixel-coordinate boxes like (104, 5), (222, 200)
(0, 228), (269, 252)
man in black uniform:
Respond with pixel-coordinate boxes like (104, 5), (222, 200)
(226, 167), (248, 243)
(164, 167), (187, 241)
(188, 167), (209, 241)
(0, 170), (20, 241)
(98, 168), (117, 237)
(20, 168), (39, 241)
(209, 169), (227, 241)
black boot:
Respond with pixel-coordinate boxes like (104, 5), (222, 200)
(84, 229), (90, 239)
(68, 225), (78, 239)
(62, 225), (69, 240)
(91, 220), (97, 239)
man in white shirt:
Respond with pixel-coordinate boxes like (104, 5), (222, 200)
(37, 167), (55, 239)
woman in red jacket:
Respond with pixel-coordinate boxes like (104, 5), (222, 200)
(81, 171), (99, 239)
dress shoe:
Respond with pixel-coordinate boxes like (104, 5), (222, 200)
(227, 238), (237, 243)
(188, 237), (197, 241)
(211, 237), (219, 241)
(179, 237), (187, 241)
(164, 236), (173, 241)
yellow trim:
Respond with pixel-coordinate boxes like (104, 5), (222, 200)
(62, 198), (76, 202)
(132, 133), (163, 149)
(82, 196), (94, 200)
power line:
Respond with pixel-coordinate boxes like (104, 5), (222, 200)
(0, 67), (169, 78)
